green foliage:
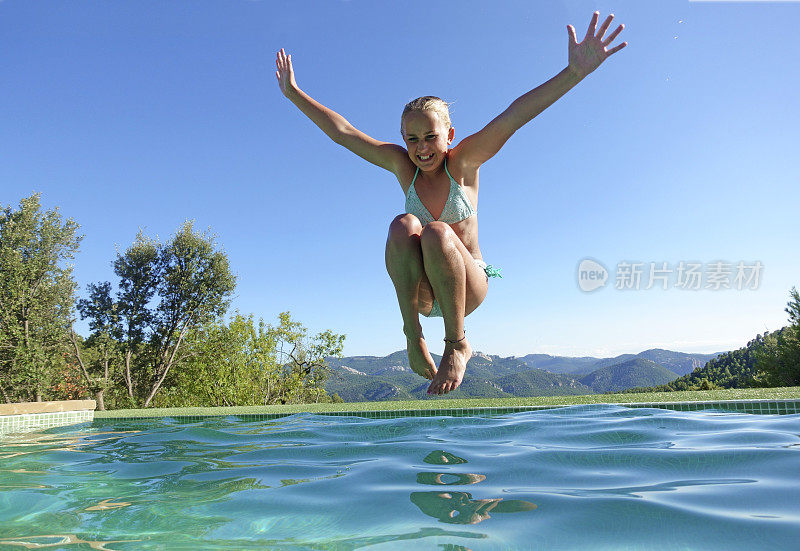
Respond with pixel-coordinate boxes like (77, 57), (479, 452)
(152, 312), (345, 407)
(1, 196), (343, 409)
(756, 287), (800, 386)
(75, 220), (343, 410)
(142, 221), (237, 406)
(78, 222), (237, 408)
(625, 333), (771, 393)
(73, 281), (121, 409)
(0, 194), (82, 402)
(625, 288), (800, 393)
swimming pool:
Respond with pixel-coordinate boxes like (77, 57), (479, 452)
(1, 403), (799, 550)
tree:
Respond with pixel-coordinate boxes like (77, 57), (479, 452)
(0, 194), (82, 402)
(273, 311), (345, 404)
(78, 222), (236, 407)
(71, 281), (120, 410)
(757, 287), (800, 386)
(113, 231), (159, 403)
(157, 311), (345, 407)
(143, 222), (237, 406)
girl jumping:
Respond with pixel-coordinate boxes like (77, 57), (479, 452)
(276, 12), (626, 396)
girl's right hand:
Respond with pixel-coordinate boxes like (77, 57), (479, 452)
(275, 48), (298, 97)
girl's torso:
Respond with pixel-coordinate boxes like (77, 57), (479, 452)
(395, 152), (481, 258)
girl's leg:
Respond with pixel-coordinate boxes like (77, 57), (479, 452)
(385, 214), (437, 380)
(420, 221), (489, 395)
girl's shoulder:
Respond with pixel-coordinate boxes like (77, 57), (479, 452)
(393, 148), (418, 194)
(445, 150), (480, 189)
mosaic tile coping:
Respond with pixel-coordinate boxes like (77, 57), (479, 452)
(0, 400), (96, 437)
(3, 399), (798, 438)
(93, 399), (800, 423)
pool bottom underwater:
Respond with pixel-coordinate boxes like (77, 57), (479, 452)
(1, 402), (799, 550)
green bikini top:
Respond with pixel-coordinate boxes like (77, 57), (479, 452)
(404, 159), (477, 226)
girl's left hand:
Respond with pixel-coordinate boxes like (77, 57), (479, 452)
(275, 48), (298, 97)
(567, 12), (627, 80)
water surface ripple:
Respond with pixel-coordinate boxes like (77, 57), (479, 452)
(1, 405), (799, 550)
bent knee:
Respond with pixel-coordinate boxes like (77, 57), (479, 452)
(420, 221), (453, 249)
(388, 213), (423, 239)
(386, 214), (423, 256)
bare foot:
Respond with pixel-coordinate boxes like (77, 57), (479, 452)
(407, 336), (437, 380)
(427, 338), (472, 395)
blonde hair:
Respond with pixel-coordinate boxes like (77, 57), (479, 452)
(401, 96), (452, 135)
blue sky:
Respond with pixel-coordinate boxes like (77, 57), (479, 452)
(2, 0), (798, 359)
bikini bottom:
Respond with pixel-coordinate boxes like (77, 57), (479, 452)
(423, 259), (502, 318)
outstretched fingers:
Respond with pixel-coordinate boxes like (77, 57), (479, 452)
(275, 48), (296, 94)
(275, 49), (284, 80)
(597, 14), (614, 40)
(584, 11), (599, 41)
(581, 12), (628, 59)
(607, 40), (628, 56)
(276, 49), (289, 70)
(583, 12), (627, 48)
(567, 24), (578, 45)
(603, 24), (624, 45)
(276, 49), (292, 73)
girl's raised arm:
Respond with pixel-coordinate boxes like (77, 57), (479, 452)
(452, 12), (626, 169)
(276, 49), (407, 174)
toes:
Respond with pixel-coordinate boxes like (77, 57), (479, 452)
(428, 377), (462, 395)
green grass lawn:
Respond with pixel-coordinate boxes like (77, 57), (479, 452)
(94, 386), (800, 418)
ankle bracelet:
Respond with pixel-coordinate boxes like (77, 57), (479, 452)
(444, 331), (466, 344)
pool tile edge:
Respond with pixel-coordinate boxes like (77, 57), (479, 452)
(0, 400), (96, 437)
(91, 399), (800, 422)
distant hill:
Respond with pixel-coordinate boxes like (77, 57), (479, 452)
(495, 368), (592, 396)
(635, 349), (717, 376)
(511, 349), (718, 377)
(512, 354), (602, 376)
(324, 347), (720, 402)
(625, 331), (785, 392)
(579, 358), (680, 393)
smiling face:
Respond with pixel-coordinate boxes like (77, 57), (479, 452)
(401, 110), (455, 170)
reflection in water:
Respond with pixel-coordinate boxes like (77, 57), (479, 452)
(85, 498), (132, 511)
(412, 450), (537, 525)
(423, 450), (468, 465)
(256, 527), (486, 550)
(417, 472), (485, 485)
(0, 430), (139, 461)
(0, 534), (141, 550)
(518, 477), (757, 499)
(411, 491), (537, 525)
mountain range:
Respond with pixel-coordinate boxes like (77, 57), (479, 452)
(323, 348), (721, 402)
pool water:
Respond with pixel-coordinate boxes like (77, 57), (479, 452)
(1, 404), (799, 550)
